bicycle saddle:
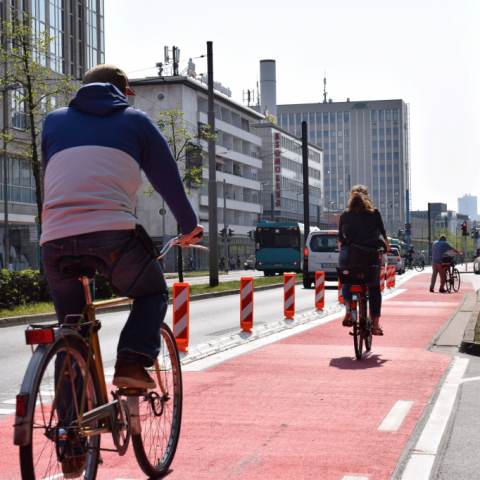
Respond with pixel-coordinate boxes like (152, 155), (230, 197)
(59, 255), (107, 277)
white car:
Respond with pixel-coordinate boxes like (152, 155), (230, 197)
(303, 230), (339, 288)
(389, 246), (405, 274)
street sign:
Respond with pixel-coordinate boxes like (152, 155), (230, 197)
(158, 208), (166, 216)
(405, 229), (411, 235)
(405, 223), (411, 229)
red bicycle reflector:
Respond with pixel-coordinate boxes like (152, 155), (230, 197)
(25, 329), (55, 345)
(16, 394), (28, 417)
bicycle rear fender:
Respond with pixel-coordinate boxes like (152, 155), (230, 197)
(13, 330), (85, 446)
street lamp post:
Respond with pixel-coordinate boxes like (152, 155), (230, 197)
(259, 181), (269, 222)
(2, 80), (22, 270)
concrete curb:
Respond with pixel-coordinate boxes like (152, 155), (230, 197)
(0, 280), (301, 329)
(459, 290), (480, 356)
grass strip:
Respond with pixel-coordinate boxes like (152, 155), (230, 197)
(0, 274), (303, 318)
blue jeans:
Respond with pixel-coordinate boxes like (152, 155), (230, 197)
(338, 245), (382, 317)
(42, 230), (169, 365)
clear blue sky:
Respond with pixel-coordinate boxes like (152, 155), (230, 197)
(105, 0), (480, 214)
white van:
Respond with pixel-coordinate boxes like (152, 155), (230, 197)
(303, 230), (339, 288)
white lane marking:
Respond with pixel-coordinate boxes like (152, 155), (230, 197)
(0, 408), (15, 414)
(460, 375), (480, 384)
(401, 356), (469, 480)
(378, 401), (414, 431)
(401, 454), (435, 480)
(342, 476), (369, 480)
(41, 474), (64, 480)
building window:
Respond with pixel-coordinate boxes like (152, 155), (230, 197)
(317, 142), (322, 148)
(345, 154), (350, 162)
(387, 177), (392, 185)
(331, 154), (336, 162)
(373, 178), (378, 185)
(12, 90), (27, 130)
(324, 155), (329, 162)
(338, 154), (343, 161)
(344, 112), (349, 123)
(394, 152), (399, 160)
(289, 113), (294, 125)
(380, 152), (385, 161)
(371, 110), (377, 122)
(282, 114), (287, 125)
(372, 141), (378, 148)
(394, 177), (399, 184)
(316, 112), (322, 124)
(309, 131), (315, 139)
(325, 179), (330, 187)
(393, 140), (399, 147)
(386, 140), (392, 148)
(330, 130), (336, 138)
(337, 112), (342, 123)
(330, 113), (335, 124)
(373, 190), (378, 197)
(323, 143), (329, 150)
(309, 113), (315, 124)
(379, 140), (385, 148)
(345, 166), (350, 173)
(337, 130), (343, 137)
(387, 165), (392, 172)
(393, 109), (398, 121)
(86, 0), (100, 69)
(344, 129), (349, 137)
(386, 128), (391, 135)
(296, 113), (301, 124)
(372, 165), (378, 173)
(324, 166), (330, 174)
(338, 142), (343, 149)
(323, 113), (328, 124)
(277, 115), (281, 126)
(372, 153), (378, 160)
(386, 109), (391, 121)
(379, 110), (384, 121)
(394, 189), (400, 196)
(344, 142), (349, 149)
(331, 180), (337, 187)
(380, 165), (385, 173)
(380, 178), (385, 185)
(302, 113), (308, 122)
(394, 165), (399, 172)
(0, 157), (36, 204)
(331, 167), (336, 174)
(372, 128), (377, 136)
(395, 202), (400, 208)
(315, 131), (321, 138)
(323, 130), (329, 138)
(379, 128), (384, 136)
(330, 142), (336, 149)
(393, 127), (398, 135)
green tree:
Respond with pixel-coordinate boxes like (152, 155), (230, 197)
(0, 12), (78, 235)
(145, 109), (216, 282)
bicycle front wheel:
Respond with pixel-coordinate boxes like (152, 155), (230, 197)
(18, 332), (102, 480)
(445, 269), (452, 293)
(353, 302), (364, 360)
(360, 296), (372, 352)
(452, 268), (461, 292)
(132, 323), (183, 478)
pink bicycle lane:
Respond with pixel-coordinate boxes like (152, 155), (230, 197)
(0, 273), (471, 480)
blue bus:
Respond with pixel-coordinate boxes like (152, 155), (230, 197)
(255, 221), (318, 276)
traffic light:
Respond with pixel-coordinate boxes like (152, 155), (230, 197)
(476, 230), (479, 239)
(228, 228), (234, 237)
(219, 228), (226, 238)
(397, 228), (403, 238)
(247, 230), (255, 240)
(471, 227), (476, 239)
(461, 222), (467, 236)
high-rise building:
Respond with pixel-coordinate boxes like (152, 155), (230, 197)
(458, 194), (478, 221)
(0, 0), (105, 271)
(277, 99), (410, 235)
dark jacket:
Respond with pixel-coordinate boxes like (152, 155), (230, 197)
(338, 209), (387, 248)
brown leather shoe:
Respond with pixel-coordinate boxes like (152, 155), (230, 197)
(62, 453), (88, 479)
(439, 288), (447, 293)
(113, 360), (156, 389)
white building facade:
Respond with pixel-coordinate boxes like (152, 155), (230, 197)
(129, 76), (264, 270)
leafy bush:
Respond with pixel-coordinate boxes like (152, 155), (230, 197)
(0, 269), (113, 311)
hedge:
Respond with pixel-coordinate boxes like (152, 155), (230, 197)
(0, 269), (114, 311)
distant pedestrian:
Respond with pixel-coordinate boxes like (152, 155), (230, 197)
(237, 256), (241, 270)
(230, 257), (235, 271)
(219, 254), (225, 270)
(430, 235), (461, 293)
(418, 251), (425, 266)
(187, 254), (195, 272)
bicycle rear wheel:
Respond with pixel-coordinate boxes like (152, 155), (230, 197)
(452, 268), (461, 292)
(18, 332), (102, 480)
(353, 303), (363, 360)
(132, 323), (183, 478)
(445, 270), (452, 293)
(360, 295), (372, 352)
(415, 262), (424, 272)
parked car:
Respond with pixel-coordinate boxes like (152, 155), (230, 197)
(474, 254), (480, 275)
(389, 246), (405, 274)
(244, 255), (256, 270)
(303, 230), (339, 288)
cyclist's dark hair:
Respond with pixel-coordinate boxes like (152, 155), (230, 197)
(346, 185), (374, 214)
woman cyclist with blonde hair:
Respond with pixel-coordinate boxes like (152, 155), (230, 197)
(337, 185), (390, 335)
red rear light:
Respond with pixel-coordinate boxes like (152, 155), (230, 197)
(16, 394), (28, 417)
(259, 262), (262, 265)
(25, 329), (55, 345)
(304, 247), (308, 257)
(294, 262), (298, 265)
(397, 257), (400, 261)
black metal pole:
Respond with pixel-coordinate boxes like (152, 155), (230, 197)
(301, 121), (310, 234)
(207, 41), (219, 286)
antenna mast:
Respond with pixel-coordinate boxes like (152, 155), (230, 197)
(323, 72), (327, 103)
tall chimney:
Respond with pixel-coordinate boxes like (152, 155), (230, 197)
(260, 60), (277, 121)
